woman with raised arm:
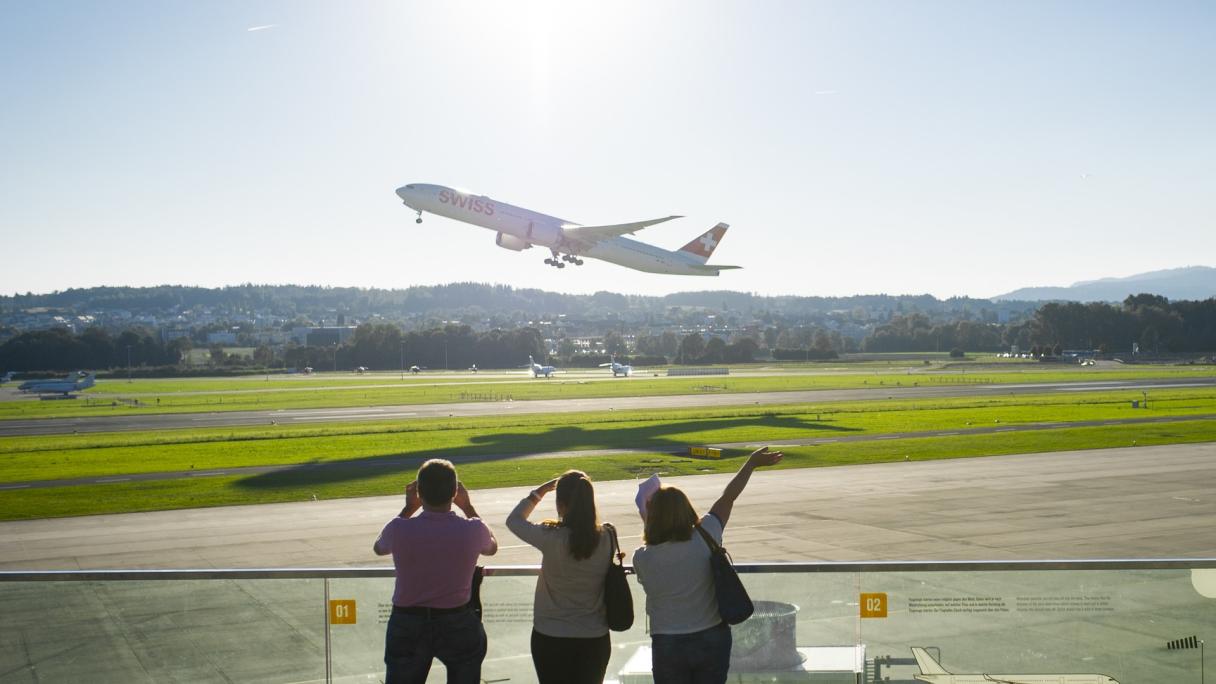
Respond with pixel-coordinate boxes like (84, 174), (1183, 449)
(506, 470), (615, 684)
(632, 446), (783, 684)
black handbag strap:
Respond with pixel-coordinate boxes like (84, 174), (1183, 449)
(603, 523), (625, 566)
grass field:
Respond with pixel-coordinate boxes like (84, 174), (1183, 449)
(2, 420), (1212, 521)
(3, 388), (1214, 520)
(2, 362), (1212, 420)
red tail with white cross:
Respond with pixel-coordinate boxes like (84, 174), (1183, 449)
(678, 223), (729, 264)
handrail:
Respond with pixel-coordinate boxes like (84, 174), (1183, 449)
(2, 558), (1215, 581)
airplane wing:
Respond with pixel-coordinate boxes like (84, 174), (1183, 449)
(562, 216), (683, 245)
(689, 264), (743, 272)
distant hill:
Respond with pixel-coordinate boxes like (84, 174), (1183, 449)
(993, 266), (1216, 302)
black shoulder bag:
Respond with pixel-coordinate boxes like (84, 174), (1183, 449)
(467, 565), (484, 619)
(695, 523), (754, 625)
(602, 523), (634, 631)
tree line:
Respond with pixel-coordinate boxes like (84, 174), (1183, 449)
(2, 294), (1213, 373)
(864, 295), (1216, 354)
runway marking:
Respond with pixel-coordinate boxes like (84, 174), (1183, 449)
(290, 413), (414, 422)
(0, 484), (30, 490)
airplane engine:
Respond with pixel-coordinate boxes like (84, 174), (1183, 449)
(495, 232), (532, 251)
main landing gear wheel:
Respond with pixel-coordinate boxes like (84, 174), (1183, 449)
(415, 210), (423, 224)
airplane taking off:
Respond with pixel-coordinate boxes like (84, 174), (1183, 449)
(600, 358), (633, 377)
(528, 355), (557, 378)
(396, 183), (740, 276)
(911, 647), (1118, 684)
(18, 371), (96, 397)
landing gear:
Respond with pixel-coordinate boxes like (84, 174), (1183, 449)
(546, 250), (586, 268)
(415, 210), (423, 224)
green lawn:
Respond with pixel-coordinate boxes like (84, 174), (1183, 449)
(2, 419), (1212, 521)
(2, 388), (1214, 520)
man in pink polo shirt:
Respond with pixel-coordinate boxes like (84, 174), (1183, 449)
(374, 458), (498, 684)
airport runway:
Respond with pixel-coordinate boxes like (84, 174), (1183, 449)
(2, 442), (1214, 570)
(1, 376), (1212, 436)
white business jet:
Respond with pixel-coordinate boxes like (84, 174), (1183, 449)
(599, 358), (633, 377)
(396, 183), (740, 276)
(911, 647), (1118, 683)
(18, 371), (96, 397)
(528, 355), (557, 378)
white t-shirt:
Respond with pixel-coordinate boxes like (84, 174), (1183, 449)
(632, 512), (723, 635)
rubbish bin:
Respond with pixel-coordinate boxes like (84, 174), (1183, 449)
(730, 600), (804, 671)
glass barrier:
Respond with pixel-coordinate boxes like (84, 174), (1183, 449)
(2, 562), (1215, 683)
(0, 574), (325, 684)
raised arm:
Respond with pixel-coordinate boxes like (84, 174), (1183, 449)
(506, 478), (558, 547)
(374, 481), (420, 555)
(455, 481), (499, 555)
(708, 446), (783, 528)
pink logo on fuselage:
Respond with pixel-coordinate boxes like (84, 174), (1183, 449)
(439, 189), (495, 217)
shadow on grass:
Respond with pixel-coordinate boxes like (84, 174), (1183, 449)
(233, 414), (857, 490)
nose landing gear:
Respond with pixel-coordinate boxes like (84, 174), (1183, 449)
(414, 210), (423, 224)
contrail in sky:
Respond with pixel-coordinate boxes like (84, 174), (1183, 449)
(247, 24), (278, 32)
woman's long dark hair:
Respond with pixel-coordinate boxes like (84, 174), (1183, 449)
(554, 470), (601, 560)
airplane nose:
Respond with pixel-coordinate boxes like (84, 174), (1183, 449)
(395, 186), (412, 201)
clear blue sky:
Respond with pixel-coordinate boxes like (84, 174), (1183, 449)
(2, 1), (1213, 299)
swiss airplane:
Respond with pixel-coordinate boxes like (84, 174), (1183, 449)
(396, 183), (740, 276)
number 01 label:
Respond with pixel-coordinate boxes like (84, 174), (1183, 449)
(860, 592), (887, 618)
(330, 599), (357, 625)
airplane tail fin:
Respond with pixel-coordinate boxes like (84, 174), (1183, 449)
(77, 373), (95, 390)
(911, 648), (951, 675)
(678, 223), (729, 264)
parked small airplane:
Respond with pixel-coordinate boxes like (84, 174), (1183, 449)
(18, 371), (96, 397)
(911, 647), (1118, 683)
(0, 372), (13, 385)
(396, 183), (740, 276)
(599, 358), (633, 377)
(528, 355), (556, 378)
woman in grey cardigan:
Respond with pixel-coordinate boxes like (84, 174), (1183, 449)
(507, 470), (614, 683)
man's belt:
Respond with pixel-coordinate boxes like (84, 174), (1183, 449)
(392, 604), (470, 617)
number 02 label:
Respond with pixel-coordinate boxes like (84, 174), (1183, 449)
(860, 592), (887, 618)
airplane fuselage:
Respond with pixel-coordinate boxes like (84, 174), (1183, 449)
(397, 183), (726, 276)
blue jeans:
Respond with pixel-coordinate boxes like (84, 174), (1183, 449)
(651, 622), (732, 684)
(384, 608), (486, 684)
